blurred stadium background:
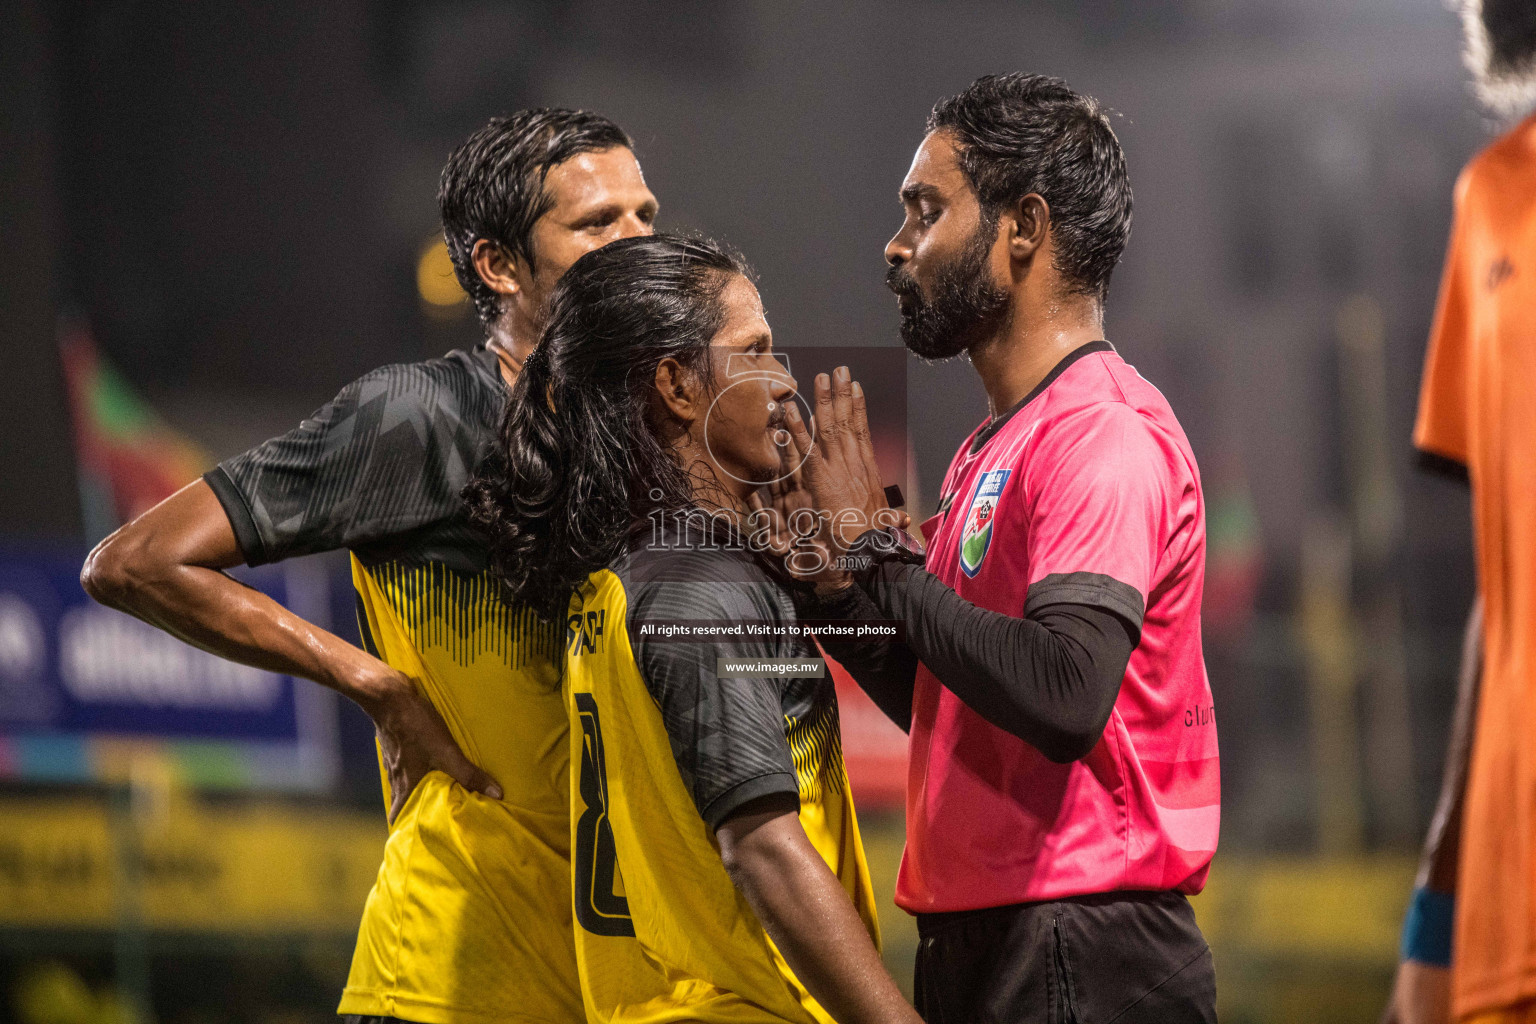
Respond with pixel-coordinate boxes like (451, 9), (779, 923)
(0, 1), (1492, 1021)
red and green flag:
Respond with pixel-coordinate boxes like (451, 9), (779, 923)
(58, 318), (210, 540)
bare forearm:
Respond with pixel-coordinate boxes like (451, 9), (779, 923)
(81, 480), (398, 710)
(95, 558), (392, 705)
(722, 815), (918, 1024)
(83, 479), (500, 821)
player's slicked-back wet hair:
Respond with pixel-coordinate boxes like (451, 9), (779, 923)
(929, 73), (1132, 301)
(1461, 0), (1536, 116)
(439, 109), (633, 327)
(465, 233), (748, 618)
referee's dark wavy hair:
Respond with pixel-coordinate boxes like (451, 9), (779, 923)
(929, 74), (1132, 301)
(465, 233), (747, 619)
(439, 109), (633, 327)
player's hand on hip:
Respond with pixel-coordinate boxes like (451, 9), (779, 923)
(781, 366), (893, 552)
(367, 675), (503, 824)
(1380, 961), (1450, 1024)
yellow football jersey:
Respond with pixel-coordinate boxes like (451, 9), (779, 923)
(561, 527), (879, 1024)
(344, 559), (578, 1024)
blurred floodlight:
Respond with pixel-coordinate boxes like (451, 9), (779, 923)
(417, 237), (467, 315)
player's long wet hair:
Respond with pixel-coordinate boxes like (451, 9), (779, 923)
(464, 233), (746, 619)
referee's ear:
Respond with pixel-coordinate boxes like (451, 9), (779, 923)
(1006, 193), (1050, 265)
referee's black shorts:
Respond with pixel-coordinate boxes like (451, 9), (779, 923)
(913, 889), (1216, 1024)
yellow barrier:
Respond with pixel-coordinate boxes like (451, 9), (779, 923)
(1191, 854), (1416, 961)
(0, 795), (384, 934)
(0, 791), (1416, 991)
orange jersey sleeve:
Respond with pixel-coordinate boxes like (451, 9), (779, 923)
(1413, 170), (1475, 466)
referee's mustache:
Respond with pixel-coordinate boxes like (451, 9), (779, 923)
(885, 263), (923, 305)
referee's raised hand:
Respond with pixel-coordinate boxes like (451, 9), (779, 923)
(780, 365), (894, 552)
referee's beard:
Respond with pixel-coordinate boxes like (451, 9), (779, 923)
(886, 219), (1010, 362)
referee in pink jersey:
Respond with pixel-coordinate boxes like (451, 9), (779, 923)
(783, 73), (1217, 1022)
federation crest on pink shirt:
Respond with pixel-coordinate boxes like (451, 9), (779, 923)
(959, 468), (1010, 577)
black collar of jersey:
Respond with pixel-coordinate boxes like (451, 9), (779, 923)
(967, 339), (1116, 455)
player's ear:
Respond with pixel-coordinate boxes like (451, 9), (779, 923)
(1007, 193), (1050, 263)
(471, 239), (524, 299)
(653, 358), (702, 423)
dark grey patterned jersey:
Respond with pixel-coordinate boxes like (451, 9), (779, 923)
(206, 345), (504, 575)
(607, 518), (844, 829)
(560, 518), (875, 1010)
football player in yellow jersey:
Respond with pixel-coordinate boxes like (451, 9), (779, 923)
(81, 110), (659, 1024)
(465, 234), (921, 1024)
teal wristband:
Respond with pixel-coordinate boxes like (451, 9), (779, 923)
(1400, 887), (1455, 968)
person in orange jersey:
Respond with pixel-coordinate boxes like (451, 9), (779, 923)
(1384, 4), (1536, 1023)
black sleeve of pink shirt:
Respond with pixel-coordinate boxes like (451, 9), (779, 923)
(809, 561), (1140, 763)
(793, 582), (920, 732)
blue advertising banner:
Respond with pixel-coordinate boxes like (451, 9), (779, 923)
(0, 546), (340, 790)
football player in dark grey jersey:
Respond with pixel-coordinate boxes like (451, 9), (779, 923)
(81, 110), (659, 1024)
(83, 108), (656, 817)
